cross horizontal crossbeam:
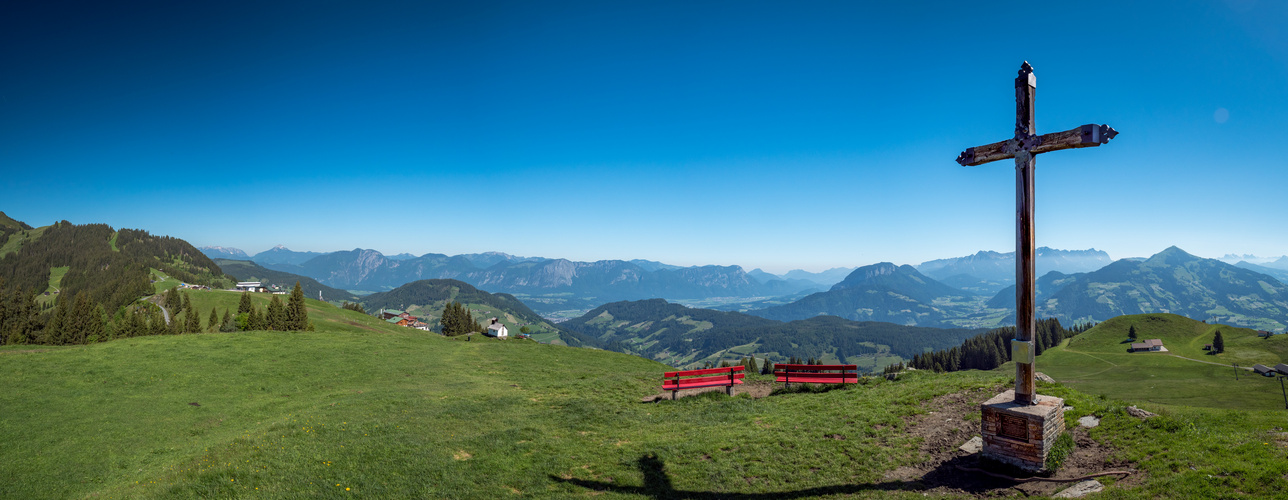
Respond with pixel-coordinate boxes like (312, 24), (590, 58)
(956, 124), (1118, 167)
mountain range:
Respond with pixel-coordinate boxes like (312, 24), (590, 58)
(914, 247), (1111, 294)
(1027, 247), (1288, 330)
(200, 247), (822, 314)
(559, 298), (985, 369)
(196, 243), (1288, 331)
(748, 262), (990, 327)
(741, 247), (1288, 331)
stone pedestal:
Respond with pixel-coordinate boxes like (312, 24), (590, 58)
(980, 389), (1064, 473)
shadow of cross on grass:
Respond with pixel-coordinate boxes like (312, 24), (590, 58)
(550, 452), (1019, 498)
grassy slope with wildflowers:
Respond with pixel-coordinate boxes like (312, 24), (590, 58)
(1, 299), (1286, 498)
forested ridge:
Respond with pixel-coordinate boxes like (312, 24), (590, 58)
(561, 299), (987, 365)
(362, 279), (546, 325)
(908, 318), (1094, 372)
(361, 279), (599, 347)
(0, 216), (234, 346)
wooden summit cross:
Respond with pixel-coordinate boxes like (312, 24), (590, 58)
(957, 61), (1117, 405)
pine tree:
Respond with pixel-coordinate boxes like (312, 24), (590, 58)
(182, 292), (193, 316)
(1128, 324), (1137, 340)
(761, 358), (774, 375)
(1213, 330), (1225, 353)
(90, 304), (106, 342)
(268, 295), (286, 331)
(286, 282), (308, 331)
(208, 308), (219, 333)
(164, 288), (182, 314)
(252, 306), (268, 331)
(238, 292), (252, 314)
(220, 309), (237, 332)
(185, 306), (201, 333)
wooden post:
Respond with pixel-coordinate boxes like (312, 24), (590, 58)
(1012, 63), (1038, 406)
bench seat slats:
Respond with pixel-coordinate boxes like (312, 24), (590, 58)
(665, 373), (745, 387)
(774, 374), (856, 384)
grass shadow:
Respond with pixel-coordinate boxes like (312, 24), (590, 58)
(551, 452), (1021, 498)
(769, 383), (856, 397)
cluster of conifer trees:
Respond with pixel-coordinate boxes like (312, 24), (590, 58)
(908, 318), (1094, 372)
(439, 301), (484, 336)
(232, 284), (312, 332)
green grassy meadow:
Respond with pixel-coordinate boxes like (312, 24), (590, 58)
(3, 306), (1288, 498)
(151, 269), (181, 295)
(0, 225), (48, 258)
(35, 265), (70, 305)
(1038, 314), (1288, 410)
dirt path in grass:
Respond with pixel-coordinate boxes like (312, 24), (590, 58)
(145, 296), (171, 325)
(1169, 353), (1255, 370)
(882, 385), (1144, 498)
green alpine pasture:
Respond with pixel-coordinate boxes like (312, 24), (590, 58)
(2, 306), (1287, 499)
(1038, 313), (1288, 410)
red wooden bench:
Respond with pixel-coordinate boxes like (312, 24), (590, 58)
(662, 366), (745, 399)
(774, 363), (859, 387)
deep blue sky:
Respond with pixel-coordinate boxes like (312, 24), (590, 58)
(3, 1), (1285, 273)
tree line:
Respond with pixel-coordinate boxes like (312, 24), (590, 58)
(907, 318), (1094, 372)
(0, 280), (313, 346)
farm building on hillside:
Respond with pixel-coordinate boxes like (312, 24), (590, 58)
(1276, 364), (1288, 375)
(485, 317), (508, 338)
(1253, 364), (1275, 377)
(236, 282), (270, 293)
(386, 317), (410, 327)
(379, 309), (406, 320)
(1130, 339), (1165, 352)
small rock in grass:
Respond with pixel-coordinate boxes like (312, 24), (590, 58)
(1078, 416), (1100, 428)
(1063, 405), (1075, 412)
(1054, 479), (1104, 498)
(1035, 372), (1055, 383)
(1126, 406), (1157, 419)
(959, 436), (982, 454)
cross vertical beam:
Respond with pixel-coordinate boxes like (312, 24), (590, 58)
(1014, 63), (1037, 405)
(956, 61), (1117, 407)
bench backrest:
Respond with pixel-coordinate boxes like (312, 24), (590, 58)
(774, 364), (858, 373)
(774, 363), (859, 383)
(664, 366), (745, 378)
(664, 366), (745, 386)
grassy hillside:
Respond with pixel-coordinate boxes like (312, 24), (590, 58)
(361, 279), (582, 345)
(3, 318), (1288, 498)
(1037, 313), (1288, 410)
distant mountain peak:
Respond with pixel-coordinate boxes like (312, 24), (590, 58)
(198, 245), (250, 260)
(272, 244), (289, 250)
